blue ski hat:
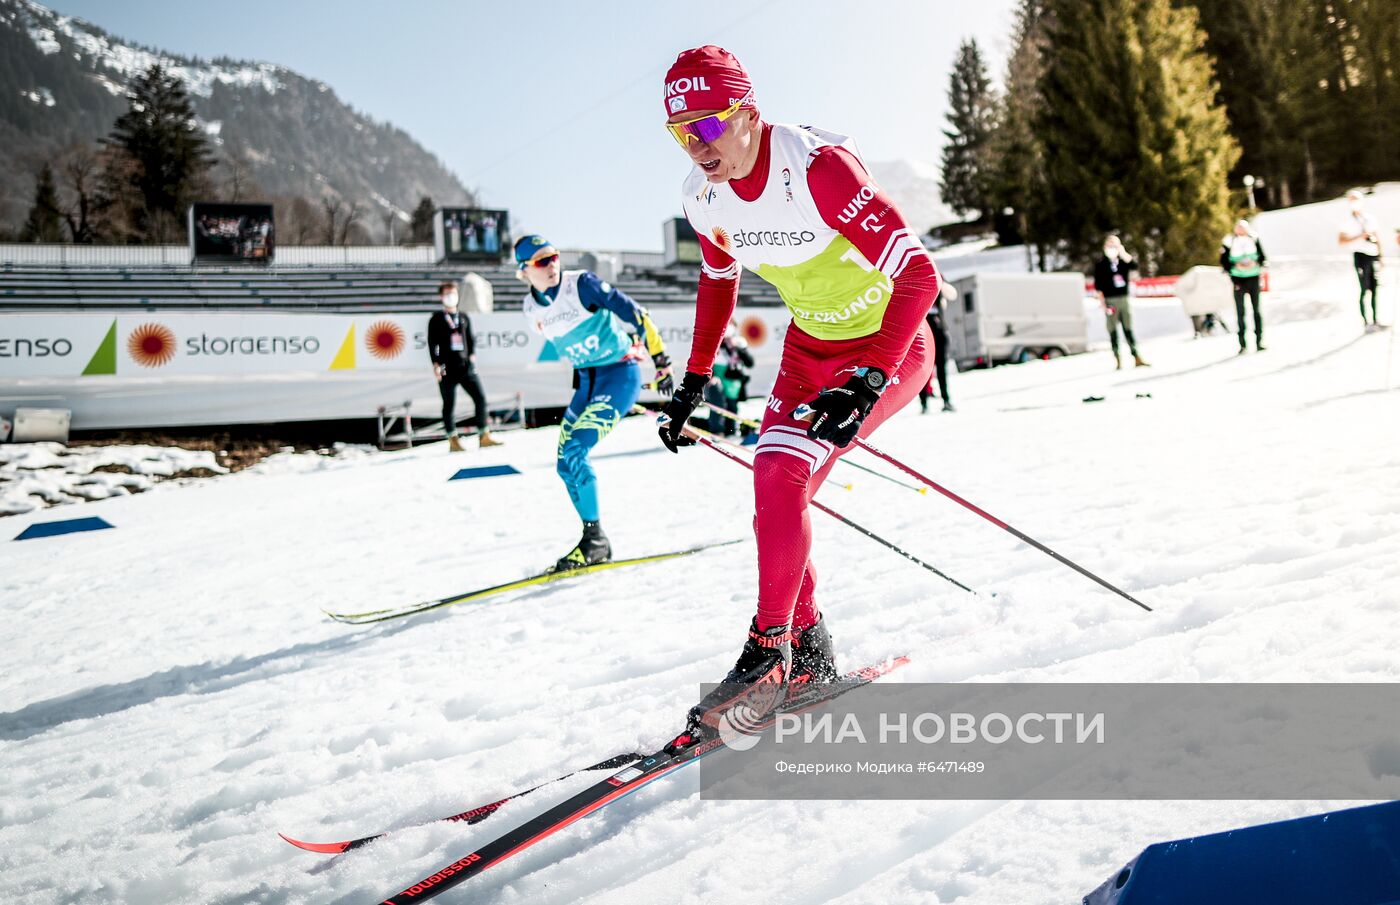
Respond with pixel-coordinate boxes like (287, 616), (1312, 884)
(514, 234), (556, 269)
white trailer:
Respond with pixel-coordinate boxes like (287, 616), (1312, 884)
(947, 272), (1090, 369)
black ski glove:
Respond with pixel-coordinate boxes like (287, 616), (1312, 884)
(797, 366), (887, 448)
(657, 371), (708, 452)
(651, 351), (675, 396)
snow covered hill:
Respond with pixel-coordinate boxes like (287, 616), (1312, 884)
(0, 0), (472, 231)
(2, 236), (1399, 901)
(866, 157), (956, 236)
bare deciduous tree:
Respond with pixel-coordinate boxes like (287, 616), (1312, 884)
(321, 197), (343, 246)
(339, 201), (363, 246)
(56, 142), (106, 243)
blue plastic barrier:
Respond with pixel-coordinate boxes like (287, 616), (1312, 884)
(1084, 800), (1400, 905)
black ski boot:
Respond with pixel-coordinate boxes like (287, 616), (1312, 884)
(790, 615), (839, 688)
(551, 520), (611, 573)
(684, 619), (791, 737)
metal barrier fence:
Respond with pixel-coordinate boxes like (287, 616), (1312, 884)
(0, 244), (192, 267)
(0, 243), (667, 269)
(0, 243), (444, 268)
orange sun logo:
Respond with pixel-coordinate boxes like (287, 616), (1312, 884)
(712, 226), (732, 251)
(365, 320), (406, 359)
(739, 316), (769, 347)
(127, 322), (177, 368)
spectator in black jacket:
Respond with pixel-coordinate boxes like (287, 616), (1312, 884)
(428, 280), (502, 451)
(1093, 234), (1148, 369)
(1220, 219), (1267, 353)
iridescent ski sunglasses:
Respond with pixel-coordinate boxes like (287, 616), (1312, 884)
(665, 90), (754, 148)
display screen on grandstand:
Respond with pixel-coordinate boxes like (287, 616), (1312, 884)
(189, 203), (275, 265)
(435, 208), (509, 263)
(664, 217), (702, 266)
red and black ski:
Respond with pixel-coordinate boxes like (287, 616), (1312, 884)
(279, 751), (644, 854)
(375, 656), (909, 904)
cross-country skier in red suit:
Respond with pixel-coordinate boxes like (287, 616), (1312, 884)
(655, 46), (939, 733)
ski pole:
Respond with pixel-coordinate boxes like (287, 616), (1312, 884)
(634, 407), (851, 490)
(704, 427), (853, 491)
(685, 427), (975, 595)
(1386, 267), (1396, 391)
(701, 401), (928, 496)
(851, 437), (1151, 612)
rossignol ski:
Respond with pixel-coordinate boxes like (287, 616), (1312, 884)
(279, 752), (644, 854)
(374, 656), (909, 904)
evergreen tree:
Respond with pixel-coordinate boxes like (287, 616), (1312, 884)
(1037, 0), (1237, 272)
(408, 196), (435, 244)
(1036, 0), (1136, 264)
(1134, 0), (1239, 271)
(986, 0), (1053, 260)
(96, 146), (146, 245)
(19, 163), (65, 243)
(1190, 0), (1399, 205)
(939, 38), (998, 220)
(1192, 0), (1323, 208)
(1352, 1), (1400, 184)
(105, 63), (215, 239)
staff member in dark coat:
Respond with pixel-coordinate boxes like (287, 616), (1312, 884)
(428, 280), (502, 451)
(1092, 234), (1148, 369)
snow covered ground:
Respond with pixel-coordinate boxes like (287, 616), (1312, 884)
(0, 443), (385, 517)
(0, 442), (226, 516)
(3, 229), (1400, 902)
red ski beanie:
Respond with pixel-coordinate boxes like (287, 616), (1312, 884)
(663, 45), (754, 117)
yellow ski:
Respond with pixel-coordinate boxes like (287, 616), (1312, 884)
(324, 539), (742, 625)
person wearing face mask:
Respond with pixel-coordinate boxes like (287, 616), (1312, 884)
(1220, 219), (1268, 353)
(1338, 189), (1384, 331)
(704, 317), (755, 436)
(516, 234), (675, 573)
(1092, 234), (1148, 369)
(654, 46), (939, 737)
(428, 280), (502, 451)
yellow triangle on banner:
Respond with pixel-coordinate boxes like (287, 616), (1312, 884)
(329, 324), (356, 370)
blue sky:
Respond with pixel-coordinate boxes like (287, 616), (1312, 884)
(47, 0), (1019, 250)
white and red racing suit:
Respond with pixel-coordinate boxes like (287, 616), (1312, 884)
(681, 122), (939, 633)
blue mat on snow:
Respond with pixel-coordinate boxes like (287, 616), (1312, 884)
(449, 465), (521, 481)
(16, 516), (115, 541)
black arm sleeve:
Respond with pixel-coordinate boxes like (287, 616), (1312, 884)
(1091, 259), (1107, 295)
(427, 313), (445, 365)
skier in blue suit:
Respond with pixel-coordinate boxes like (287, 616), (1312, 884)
(515, 234), (674, 571)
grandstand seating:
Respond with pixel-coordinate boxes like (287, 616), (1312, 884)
(0, 260), (786, 311)
(0, 263), (484, 311)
